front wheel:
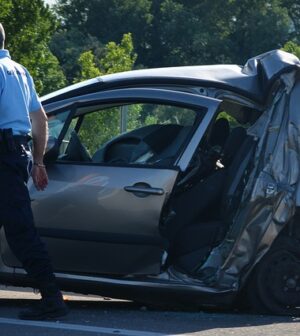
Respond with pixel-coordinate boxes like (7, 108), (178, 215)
(243, 236), (300, 316)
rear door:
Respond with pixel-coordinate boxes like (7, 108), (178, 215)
(1, 88), (221, 275)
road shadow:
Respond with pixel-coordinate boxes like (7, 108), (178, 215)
(0, 297), (298, 335)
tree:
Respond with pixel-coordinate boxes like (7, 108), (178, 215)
(148, 0), (292, 66)
(282, 41), (300, 59)
(75, 33), (137, 80)
(0, 0), (66, 94)
(74, 33), (138, 153)
(54, 0), (295, 69)
(281, 0), (300, 43)
(55, 0), (152, 69)
(73, 50), (101, 82)
(226, 0), (291, 64)
(99, 33), (137, 74)
(50, 28), (103, 84)
(52, 0), (159, 68)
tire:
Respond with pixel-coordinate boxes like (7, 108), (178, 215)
(243, 236), (300, 316)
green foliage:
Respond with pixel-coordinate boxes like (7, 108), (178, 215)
(74, 50), (101, 82)
(54, 0), (296, 69)
(0, 0), (12, 17)
(78, 108), (120, 154)
(282, 41), (300, 59)
(281, 0), (300, 41)
(54, 0), (151, 79)
(226, 0), (291, 64)
(100, 33), (137, 74)
(78, 103), (195, 155)
(50, 28), (103, 84)
(75, 33), (137, 81)
(74, 33), (138, 153)
(55, 0), (152, 46)
(153, 0), (292, 66)
(0, 0), (66, 95)
(78, 104), (144, 155)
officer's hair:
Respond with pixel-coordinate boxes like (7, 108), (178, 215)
(0, 23), (5, 49)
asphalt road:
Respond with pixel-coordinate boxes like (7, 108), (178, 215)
(0, 285), (299, 336)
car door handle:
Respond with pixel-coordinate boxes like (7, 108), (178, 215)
(124, 183), (165, 197)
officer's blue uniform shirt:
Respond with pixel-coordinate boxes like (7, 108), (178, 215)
(0, 49), (42, 135)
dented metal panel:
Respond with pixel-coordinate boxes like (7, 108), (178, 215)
(198, 69), (300, 289)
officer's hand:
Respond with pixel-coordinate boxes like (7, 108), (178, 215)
(31, 165), (49, 191)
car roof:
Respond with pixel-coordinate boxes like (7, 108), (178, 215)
(42, 49), (300, 105)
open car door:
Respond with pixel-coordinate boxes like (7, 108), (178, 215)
(1, 88), (221, 276)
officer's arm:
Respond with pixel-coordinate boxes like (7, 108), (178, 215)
(30, 107), (48, 165)
(30, 108), (49, 191)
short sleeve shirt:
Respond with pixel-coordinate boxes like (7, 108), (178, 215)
(0, 49), (42, 135)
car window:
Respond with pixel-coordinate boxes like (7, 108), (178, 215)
(48, 111), (70, 138)
(57, 102), (198, 166)
(47, 110), (71, 155)
(80, 103), (196, 154)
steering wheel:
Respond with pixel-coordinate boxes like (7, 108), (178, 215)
(104, 137), (142, 164)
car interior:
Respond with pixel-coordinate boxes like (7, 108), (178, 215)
(58, 122), (192, 167)
(54, 102), (199, 167)
(161, 103), (262, 275)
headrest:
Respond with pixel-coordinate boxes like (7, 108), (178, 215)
(209, 118), (230, 147)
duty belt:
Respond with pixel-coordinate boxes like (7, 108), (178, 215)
(13, 135), (31, 145)
(0, 128), (31, 153)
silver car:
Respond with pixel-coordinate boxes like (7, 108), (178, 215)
(1, 49), (300, 315)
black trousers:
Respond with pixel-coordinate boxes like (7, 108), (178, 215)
(0, 144), (55, 286)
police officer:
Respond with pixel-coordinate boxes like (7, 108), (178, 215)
(0, 24), (68, 320)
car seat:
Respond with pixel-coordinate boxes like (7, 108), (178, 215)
(161, 118), (232, 241)
(170, 127), (256, 273)
(209, 117), (230, 149)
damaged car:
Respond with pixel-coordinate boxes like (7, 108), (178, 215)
(0, 49), (300, 315)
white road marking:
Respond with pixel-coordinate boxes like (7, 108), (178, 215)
(0, 317), (168, 336)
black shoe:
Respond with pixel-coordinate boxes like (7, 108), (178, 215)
(18, 297), (69, 320)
